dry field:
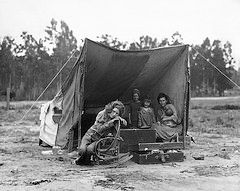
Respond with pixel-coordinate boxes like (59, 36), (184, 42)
(1, 97), (240, 191)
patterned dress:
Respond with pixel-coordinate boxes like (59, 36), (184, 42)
(138, 107), (156, 129)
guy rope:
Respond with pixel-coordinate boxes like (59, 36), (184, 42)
(18, 50), (78, 123)
(191, 46), (240, 90)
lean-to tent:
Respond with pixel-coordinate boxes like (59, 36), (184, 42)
(39, 38), (190, 150)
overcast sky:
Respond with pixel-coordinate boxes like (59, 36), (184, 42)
(0, 0), (240, 68)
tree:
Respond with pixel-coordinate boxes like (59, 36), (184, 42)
(211, 40), (233, 95)
(97, 34), (127, 50)
(0, 37), (16, 95)
(190, 38), (234, 96)
(128, 32), (183, 50)
(158, 38), (169, 47)
(13, 32), (51, 100)
(170, 31), (183, 45)
(45, 19), (79, 91)
(129, 35), (159, 50)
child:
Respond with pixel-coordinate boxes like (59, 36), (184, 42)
(158, 104), (176, 127)
(138, 97), (156, 129)
(129, 89), (141, 128)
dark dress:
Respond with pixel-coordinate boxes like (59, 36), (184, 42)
(153, 104), (182, 141)
(129, 101), (141, 128)
(138, 107), (156, 129)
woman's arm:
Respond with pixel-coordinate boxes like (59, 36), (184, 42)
(97, 116), (120, 134)
(101, 116), (127, 130)
(119, 116), (127, 126)
(93, 110), (105, 125)
(157, 109), (164, 122)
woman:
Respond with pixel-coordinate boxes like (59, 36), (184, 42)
(153, 93), (182, 142)
(75, 100), (127, 165)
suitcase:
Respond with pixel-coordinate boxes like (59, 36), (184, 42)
(120, 129), (156, 153)
(130, 142), (184, 164)
(129, 142), (183, 151)
(132, 150), (185, 164)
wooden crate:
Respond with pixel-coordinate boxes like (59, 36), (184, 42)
(120, 129), (156, 153)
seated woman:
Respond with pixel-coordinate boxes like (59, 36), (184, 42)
(153, 93), (182, 142)
(75, 100), (127, 165)
(138, 97), (156, 129)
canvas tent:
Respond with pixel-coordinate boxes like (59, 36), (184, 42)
(39, 38), (190, 150)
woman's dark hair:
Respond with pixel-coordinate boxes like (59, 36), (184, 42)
(157, 93), (171, 104)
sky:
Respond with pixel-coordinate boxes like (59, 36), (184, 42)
(0, 0), (240, 68)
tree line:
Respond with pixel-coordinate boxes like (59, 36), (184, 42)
(0, 19), (237, 101)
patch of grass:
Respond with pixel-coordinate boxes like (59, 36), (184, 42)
(211, 105), (240, 110)
(0, 108), (40, 123)
(191, 105), (203, 110)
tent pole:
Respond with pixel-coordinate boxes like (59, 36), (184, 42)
(183, 81), (190, 149)
(183, 88), (187, 149)
(186, 82), (190, 133)
(183, 46), (190, 149)
(77, 60), (86, 149)
(77, 91), (83, 149)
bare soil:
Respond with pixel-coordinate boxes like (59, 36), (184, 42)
(1, 98), (240, 191)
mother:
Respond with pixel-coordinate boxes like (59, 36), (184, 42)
(153, 93), (182, 142)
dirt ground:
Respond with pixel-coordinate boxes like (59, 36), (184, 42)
(1, 98), (240, 191)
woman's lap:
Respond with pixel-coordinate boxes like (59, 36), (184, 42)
(153, 123), (182, 141)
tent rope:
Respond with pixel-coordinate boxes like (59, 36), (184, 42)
(18, 49), (78, 122)
(191, 46), (240, 90)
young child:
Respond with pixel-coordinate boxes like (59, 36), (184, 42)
(158, 104), (175, 127)
(129, 89), (141, 128)
(138, 97), (156, 129)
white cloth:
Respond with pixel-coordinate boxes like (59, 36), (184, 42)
(39, 101), (58, 146)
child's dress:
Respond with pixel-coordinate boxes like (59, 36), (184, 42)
(138, 107), (156, 129)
